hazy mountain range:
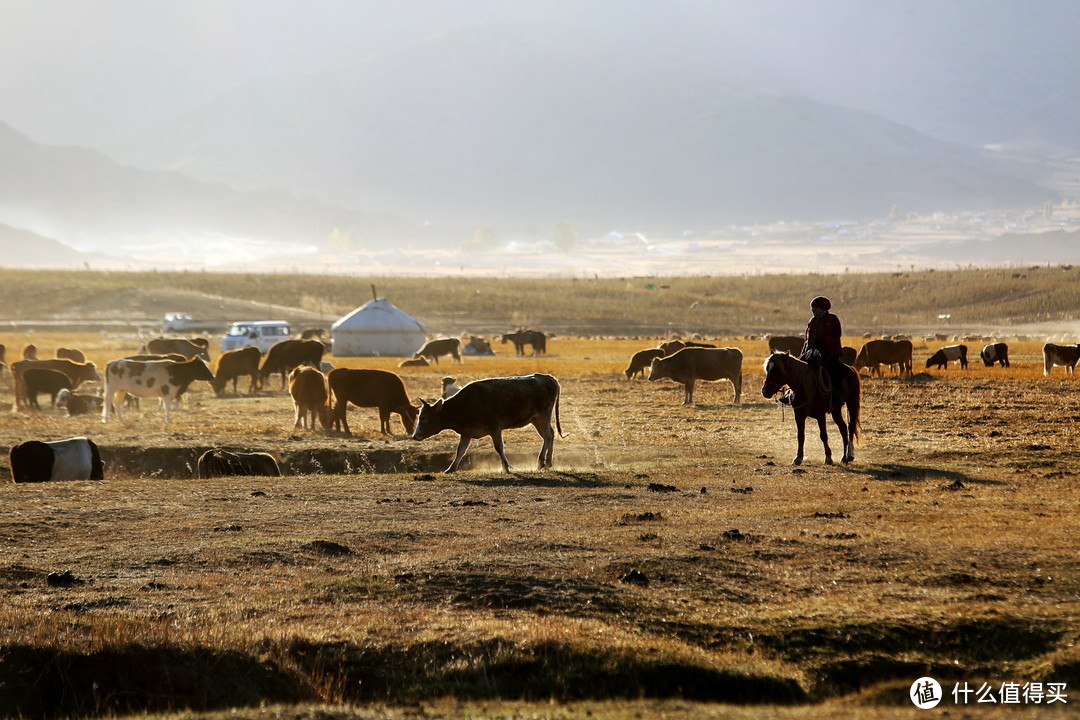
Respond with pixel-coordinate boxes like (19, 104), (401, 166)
(0, 2), (1077, 266)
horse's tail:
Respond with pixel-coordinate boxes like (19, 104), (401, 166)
(847, 369), (862, 445)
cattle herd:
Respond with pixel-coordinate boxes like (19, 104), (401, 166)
(3, 329), (1079, 483)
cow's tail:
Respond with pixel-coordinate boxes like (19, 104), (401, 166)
(554, 380), (568, 438)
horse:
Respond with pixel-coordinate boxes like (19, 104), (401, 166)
(761, 352), (861, 466)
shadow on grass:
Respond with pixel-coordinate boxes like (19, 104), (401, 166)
(458, 470), (612, 488)
(849, 463), (1006, 486)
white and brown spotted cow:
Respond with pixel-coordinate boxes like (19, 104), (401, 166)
(102, 358), (214, 423)
(1043, 343), (1080, 376)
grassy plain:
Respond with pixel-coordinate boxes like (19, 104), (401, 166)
(1, 264), (1079, 336)
(0, 270), (1079, 719)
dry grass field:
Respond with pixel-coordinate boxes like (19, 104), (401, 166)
(1, 322), (1078, 719)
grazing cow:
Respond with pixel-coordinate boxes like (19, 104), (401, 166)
(1043, 343), (1080, 375)
(11, 359), (99, 411)
(10, 437), (104, 482)
(289, 366), (329, 430)
(442, 376), (462, 398)
(840, 346), (857, 366)
(22, 368), (73, 409)
(102, 358), (215, 422)
(260, 339), (325, 390)
(412, 373), (564, 473)
(415, 338), (462, 364)
(55, 348), (86, 363)
(197, 448), (281, 479)
(399, 357), (429, 368)
(926, 344), (968, 370)
(300, 328), (327, 340)
(212, 346), (262, 395)
(648, 347), (743, 405)
(767, 335), (805, 356)
(140, 337), (211, 361)
(500, 330), (546, 356)
(659, 340), (685, 356)
(980, 342), (1011, 368)
(854, 340), (913, 377)
(56, 389), (104, 417)
(126, 353), (188, 363)
(328, 368), (418, 435)
(624, 348), (666, 380)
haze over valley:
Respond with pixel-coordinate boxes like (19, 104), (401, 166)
(1, 1), (1078, 273)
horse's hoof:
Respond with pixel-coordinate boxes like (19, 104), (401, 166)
(792, 457), (803, 466)
(824, 457), (834, 466)
(842, 456), (854, 464)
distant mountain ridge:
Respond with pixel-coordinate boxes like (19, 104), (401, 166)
(0, 121), (415, 253)
(0, 221), (89, 266)
(107, 22), (1053, 233)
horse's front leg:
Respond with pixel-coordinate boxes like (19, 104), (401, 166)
(818, 414), (833, 465)
(793, 412), (806, 466)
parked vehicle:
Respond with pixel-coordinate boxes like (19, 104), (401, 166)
(220, 321), (292, 353)
(161, 312), (224, 334)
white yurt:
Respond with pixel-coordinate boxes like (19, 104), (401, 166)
(330, 297), (427, 357)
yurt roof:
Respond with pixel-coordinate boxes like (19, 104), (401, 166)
(331, 297), (426, 333)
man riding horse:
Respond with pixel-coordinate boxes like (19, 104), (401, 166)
(798, 295), (845, 409)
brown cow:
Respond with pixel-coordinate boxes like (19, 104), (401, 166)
(212, 346), (262, 395)
(11, 359), (100, 411)
(501, 330), (546, 356)
(767, 335), (805, 355)
(197, 449), (281, 479)
(55, 348), (86, 363)
(854, 339), (913, 377)
(260, 339), (325, 390)
(140, 337), (211, 361)
(648, 347), (743, 405)
(411, 373), (564, 473)
(624, 348), (665, 380)
(399, 356), (430, 368)
(415, 337), (462, 364)
(126, 353), (189, 362)
(289, 366), (329, 430)
(328, 368), (418, 435)
(659, 339), (715, 356)
(22, 344), (38, 360)
(22, 368), (73, 409)
(1043, 343), (1080, 375)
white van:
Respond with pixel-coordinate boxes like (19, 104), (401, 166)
(220, 321), (292, 354)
